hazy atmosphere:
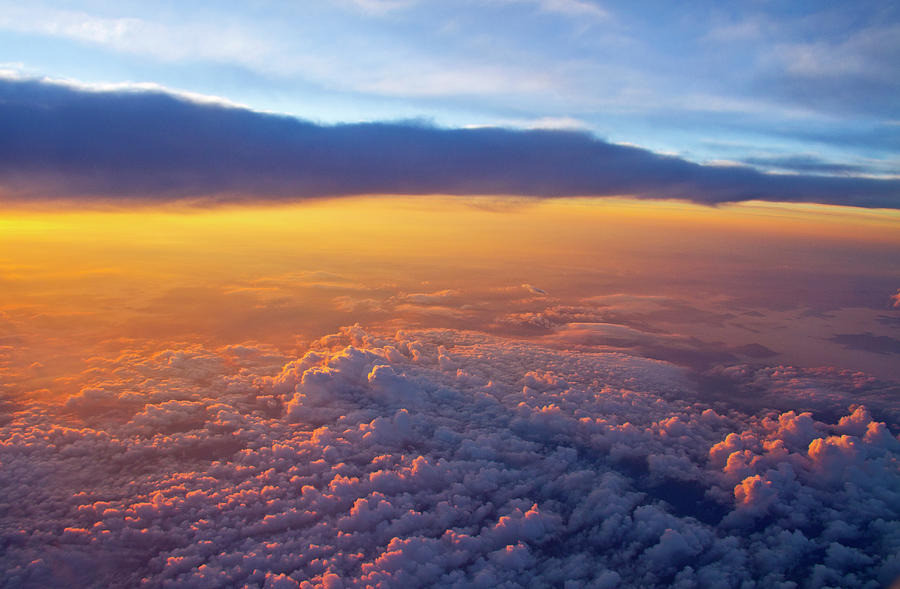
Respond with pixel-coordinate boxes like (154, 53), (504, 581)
(1, 2), (898, 588)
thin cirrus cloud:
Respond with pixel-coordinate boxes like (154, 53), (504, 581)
(2, 77), (899, 208)
(341, 0), (608, 21)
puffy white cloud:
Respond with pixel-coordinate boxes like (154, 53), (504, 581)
(0, 326), (897, 587)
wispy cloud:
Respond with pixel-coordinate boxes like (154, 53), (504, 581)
(488, 0), (608, 21)
(341, 0), (421, 15)
(533, 0), (608, 21)
(704, 17), (767, 42)
(767, 24), (900, 80)
(0, 4), (268, 65)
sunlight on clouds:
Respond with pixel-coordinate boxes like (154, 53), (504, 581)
(2, 196), (899, 402)
(2, 2), (899, 585)
(2, 325), (898, 587)
(2, 196), (900, 586)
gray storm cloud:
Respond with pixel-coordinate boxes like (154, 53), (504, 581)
(2, 77), (900, 208)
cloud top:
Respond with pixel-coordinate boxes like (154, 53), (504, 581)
(2, 77), (899, 208)
(1, 326), (899, 587)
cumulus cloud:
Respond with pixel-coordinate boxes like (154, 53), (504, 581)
(2, 77), (899, 208)
(703, 362), (900, 429)
(1, 326), (898, 587)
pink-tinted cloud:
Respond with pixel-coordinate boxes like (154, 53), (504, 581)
(1, 327), (898, 587)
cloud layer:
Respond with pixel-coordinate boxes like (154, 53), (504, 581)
(2, 326), (898, 587)
(2, 77), (899, 208)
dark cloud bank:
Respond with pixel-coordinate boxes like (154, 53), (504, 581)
(2, 78), (899, 208)
(2, 327), (899, 588)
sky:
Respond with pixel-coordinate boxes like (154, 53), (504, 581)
(1, 2), (900, 588)
(1, 0), (898, 181)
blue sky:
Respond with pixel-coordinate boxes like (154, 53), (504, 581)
(1, 0), (898, 178)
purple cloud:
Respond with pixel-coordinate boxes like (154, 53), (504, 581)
(1, 326), (898, 587)
(2, 77), (899, 208)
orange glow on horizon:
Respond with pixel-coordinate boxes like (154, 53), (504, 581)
(2, 195), (899, 401)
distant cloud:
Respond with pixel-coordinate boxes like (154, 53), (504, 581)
(892, 289), (900, 309)
(759, 23), (900, 117)
(533, 0), (608, 21)
(342, 0), (420, 15)
(700, 362), (900, 426)
(740, 154), (867, 176)
(704, 17), (766, 42)
(400, 289), (461, 304)
(829, 332), (900, 355)
(2, 77), (899, 209)
(488, 0), (609, 22)
(522, 284), (548, 295)
(0, 4), (265, 67)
